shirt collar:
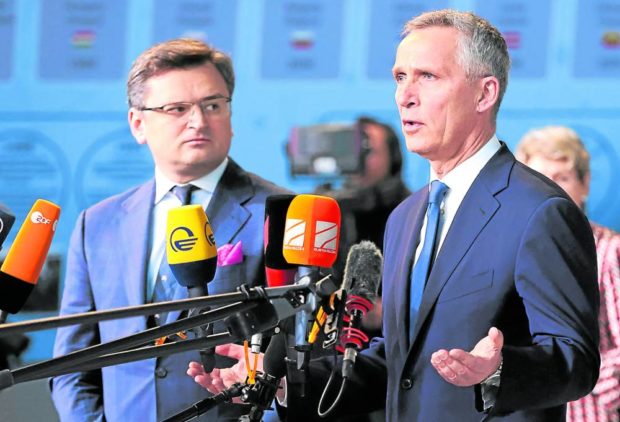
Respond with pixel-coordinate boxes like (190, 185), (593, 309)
(430, 135), (501, 194)
(154, 157), (229, 204)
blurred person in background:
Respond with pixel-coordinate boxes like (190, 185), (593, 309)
(315, 116), (410, 335)
(316, 116), (410, 252)
(315, 116), (410, 422)
(516, 125), (620, 422)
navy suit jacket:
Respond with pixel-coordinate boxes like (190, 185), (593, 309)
(290, 145), (599, 421)
(51, 159), (289, 422)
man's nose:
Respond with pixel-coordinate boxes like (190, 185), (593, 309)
(187, 103), (208, 128)
(395, 83), (417, 108)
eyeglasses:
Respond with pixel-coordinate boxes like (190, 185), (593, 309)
(140, 95), (231, 119)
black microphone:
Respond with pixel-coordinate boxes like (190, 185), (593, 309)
(253, 195), (298, 354)
(0, 203), (16, 252)
(339, 241), (382, 378)
(264, 194), (298, 275)
(166, 205), (218, 372)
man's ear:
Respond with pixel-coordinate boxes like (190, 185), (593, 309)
(128, 108), (147, 145)
(476, 76), (500, 114)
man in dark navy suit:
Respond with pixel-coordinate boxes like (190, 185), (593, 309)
(188, 10), (600, 421)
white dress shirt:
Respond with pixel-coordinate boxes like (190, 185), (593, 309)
(146, 158), (228, 301)
(413, 137), (501, 265)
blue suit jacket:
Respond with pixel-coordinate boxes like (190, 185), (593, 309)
(51, 160), (289, 422)
(291, 145), (599, 421)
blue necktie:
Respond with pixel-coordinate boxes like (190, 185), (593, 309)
(409, 180), (448, 342)
(151, 184), (196, 325)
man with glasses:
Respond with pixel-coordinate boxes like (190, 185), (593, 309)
(51, 38), (289, 422)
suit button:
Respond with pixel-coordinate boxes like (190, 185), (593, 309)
(401, 378), (412, 389)
(155, 367), (168, 378)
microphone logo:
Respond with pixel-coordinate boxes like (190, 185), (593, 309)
(169, 226), (198, 252)
(283, 218), (305, 250)
(204, 221), (215, 247)
(30, 211), (52, 225)
(314, 221), (338, 253)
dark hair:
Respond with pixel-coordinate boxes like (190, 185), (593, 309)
(358, 116), (404, 177)
(127, 38), (234, 108)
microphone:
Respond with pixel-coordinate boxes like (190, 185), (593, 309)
(338, 241), (382, 378)
(264, 194), (298, 288)
(246, 195), (299, 354)
(0, 200), (61, 320)
(282, 194), (340, 268)
(0, 203), (16, 252)
(283, 194), (340, 380)
(166, 204), (217, 372)
(166, 204), (217, 294)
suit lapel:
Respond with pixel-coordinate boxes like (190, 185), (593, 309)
(394, 190), (428, 358)
(408, 145), (513, 352)
(206, 159), (253, 247)
(165, 268), (189, 325)
(119, 181), (155, 313)
(167, 160), (254, 323)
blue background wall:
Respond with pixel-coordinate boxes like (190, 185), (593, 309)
(0, 0), (619, 363)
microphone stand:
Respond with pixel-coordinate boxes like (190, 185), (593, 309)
(238, 372), (282, 422)
(0, 282), (319, 391)
(163, 382), (246, 422)
(0, 301), (257, 389)
(0, 291), (264, 337)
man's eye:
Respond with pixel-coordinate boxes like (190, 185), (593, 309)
(203, 102), (220, 112)
(164, 104), (189, 114)
(394, 73), (406, 83)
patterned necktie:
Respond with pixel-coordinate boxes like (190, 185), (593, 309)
(151, 184), (196, 325)
(409, 180), (448, 343)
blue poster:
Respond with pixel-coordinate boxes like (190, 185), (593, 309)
(262, 0), (343, 79)
(475, 0), (550, 78)
(0, 129), (69, 243)
(38, 0), (127, 80)
(0, 0), (14, 79)
(152, 0), (237, 55)
(367, 0), (448, 79)
(575, 0), (620, 77)
(75, 128), (153, 210)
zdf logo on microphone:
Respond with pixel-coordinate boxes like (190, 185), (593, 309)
(31, 211), (52, 225)
(169, 226), (198, 252)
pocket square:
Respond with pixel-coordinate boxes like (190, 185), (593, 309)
(217, 241), (244, 266)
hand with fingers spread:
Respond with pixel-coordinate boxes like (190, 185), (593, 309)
(187, 343), (263, 398)
(431, 327), (504, 387)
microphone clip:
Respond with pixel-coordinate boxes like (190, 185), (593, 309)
(239, 372), (281, 422)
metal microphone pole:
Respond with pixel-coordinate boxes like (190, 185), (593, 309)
(163, 383), (246, 422)
(0, 291), (254, 337)
(0, 301), (258, 389)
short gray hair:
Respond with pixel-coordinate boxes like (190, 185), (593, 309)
(403, 9), (511, 117)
